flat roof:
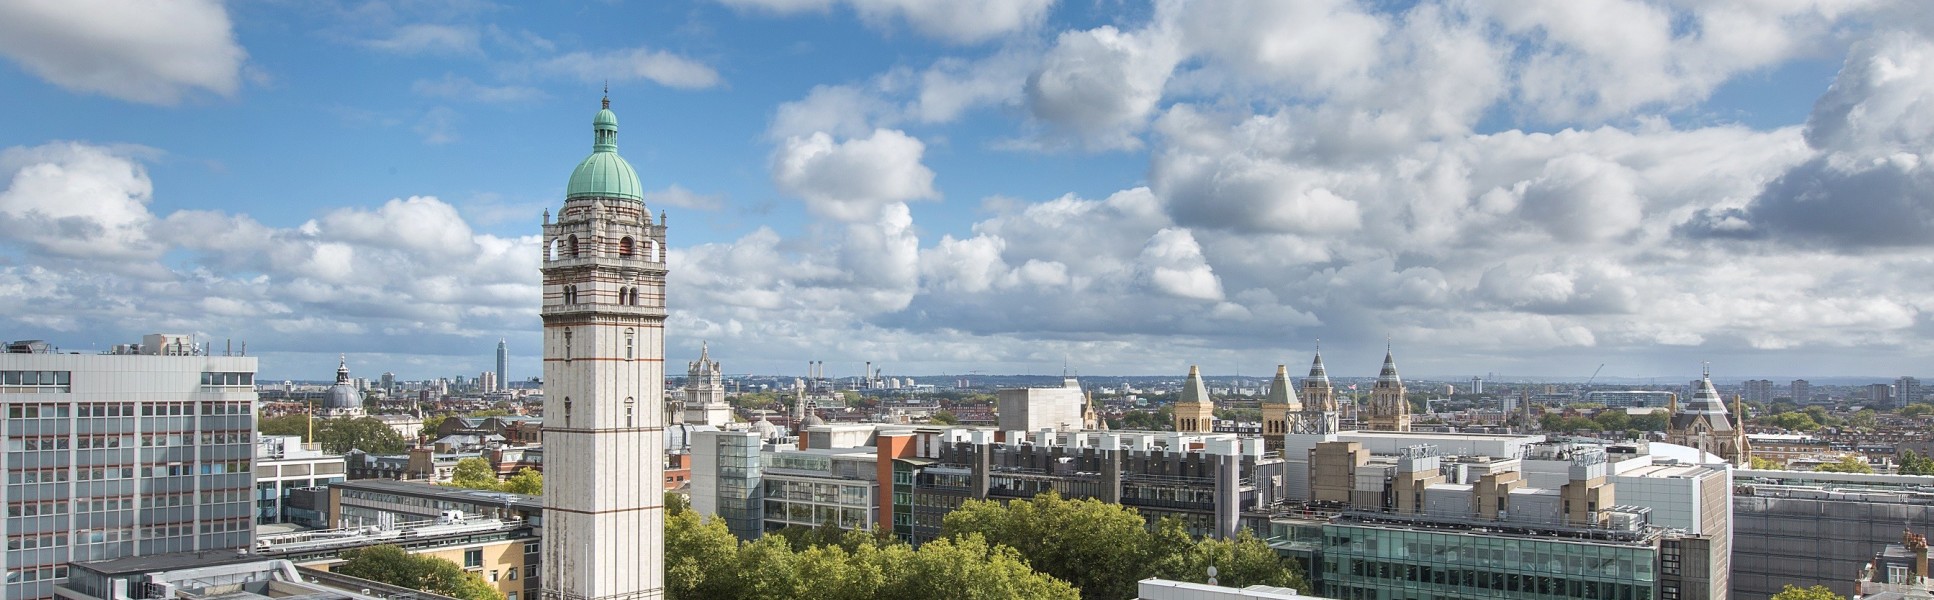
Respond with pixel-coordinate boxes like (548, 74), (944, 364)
(331, 478), (542, 510)
(75, 550), (261, 576)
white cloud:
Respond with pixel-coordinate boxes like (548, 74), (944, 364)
(0, 0), (246, 105)
(359, 24), (481, 56)
(718, 0), (1053, 44)
(773, 129), (938, 222)
(0, 142), (159, 260)
(411, 74), (546, 103)
(415, 107), (461, 145)
(644, 185), (727, 211)
(538, 47), (722, 90)
(1025, 25), (1182, 150)
(1136, 228), (1223, 302)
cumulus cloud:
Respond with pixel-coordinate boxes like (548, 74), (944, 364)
(1025, 25), (1182, 150)
(773, 129), (938, 222)
(644, 185), (727, 211)
(0, 0), (246, 105)
(538, 47), (722, 90)
(0, 141), (543, 369)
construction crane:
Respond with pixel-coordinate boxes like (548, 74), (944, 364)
(1581, 364), (1606, 399)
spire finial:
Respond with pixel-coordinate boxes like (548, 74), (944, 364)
(1703, 361), (1711, 378)
(601, 81), (610, 110)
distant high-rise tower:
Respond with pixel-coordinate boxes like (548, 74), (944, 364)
(1363, 347), (1411, 432)
(1790, 379), (1812, 404)
(1295, 347), (1340, 434)
(684, 343), (733, 427)
(1260, 364), (1301, 450)
(540, 93), (667, 599)
(1173, 365), (1216, 433)
(496, 338), (508, 391)
(1471, 376), (1483, 395)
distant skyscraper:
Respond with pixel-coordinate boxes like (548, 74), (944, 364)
(496, 338), (507, 391)
(0, 334), (257, 600)
(1898, 376), (1921, 405)
(1743, 379), (1775, 404)
(540, 93), (667, 599)
(1470, 376), (1483, 395)
(1791, 379), (1812, 404)
(1868, 383), (1895, 407)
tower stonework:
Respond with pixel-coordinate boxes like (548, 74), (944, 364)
(1260, 364), (1301, 451)
(1173, 365), (1216, 433)
(540, 96), (667, 600)
(1295, 349), (1340, 434)
(1364, 348), (1412, 432)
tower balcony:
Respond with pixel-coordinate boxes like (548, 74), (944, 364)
(541, 303), (668, 318)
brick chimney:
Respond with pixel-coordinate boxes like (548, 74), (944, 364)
(1905, 528), (1929, 582)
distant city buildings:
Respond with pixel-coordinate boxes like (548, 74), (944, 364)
(995, 376), (1084, 432)
(1, 334), (257, 600)
(1792, 379), (1813, 404)
(1743, 379), (1776, 403)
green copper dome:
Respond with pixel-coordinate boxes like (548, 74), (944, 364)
(566, 99), (642, 201)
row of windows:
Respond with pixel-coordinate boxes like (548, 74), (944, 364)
(200, 372), (254, 386)
(7, 501), (68, 517)
(1, 371), (69, 386)
(6, 565), (68, 584)
(7, 470), (68, 484)
(1328, 561), (1656, 600)
(7, 533), (68, 551)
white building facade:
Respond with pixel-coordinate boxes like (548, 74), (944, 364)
(539, 95), (668, 600)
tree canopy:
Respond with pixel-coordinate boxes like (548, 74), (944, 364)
(336, 544), (502, 600)
(445, 458), (543, 494)
(664, 493), (1078, 600)
(259, 414), (406, 454)
(940, 492), (1310, 600)
(1901, 450), (1934, 476)
(1814, 455), (1874, 474)
(1771, 584), (1844, 600)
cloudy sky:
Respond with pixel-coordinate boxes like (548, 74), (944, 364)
(2, 0), (1931, 382)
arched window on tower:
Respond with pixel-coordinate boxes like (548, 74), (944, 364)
(629, 288), (640, 305)
(568, 235), (580, 258)
(563, 397), (572, 427)
(563, 329), (572, 362)
(546, 238), (558, 262)
(645, 239), (659, 263)
(625, 397), (635, 428)
(620, 237), (634, 257)
(625, 329), (635, 360)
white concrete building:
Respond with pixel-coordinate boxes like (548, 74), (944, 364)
(996, 376), (1084, 432)
(253, 434), (346, 524)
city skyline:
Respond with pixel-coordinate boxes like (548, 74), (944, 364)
(4, 2), (1934, 379)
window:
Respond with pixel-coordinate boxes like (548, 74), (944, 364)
(526, 565), (539, 578)
(568, 235), (579, 258)
(620, 237), (634, 257)
(464, 548), (483, 568)
(525, 542), (540, 554)
(490, 570), (499, 582)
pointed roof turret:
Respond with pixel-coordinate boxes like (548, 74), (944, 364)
(1307, 342), (1330, 383)
(1673, 364), (1735, 433)
(1180, 365), (1212, 406)
(1266, 364), (1301, 409)
(335, 354), (350, 384)
(1375, 347), (1402, 389)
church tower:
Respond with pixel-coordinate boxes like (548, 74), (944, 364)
(1173, 365), (1216, 433)
(1294, 347), (1339, 434)
(684, 342), (732, 427)
(540, 94), (667, 600)
(1364, 347), (1412, 432)
(1260, 364), (1301, 450)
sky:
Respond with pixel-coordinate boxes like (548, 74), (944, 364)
(2, 0), (1932, 383)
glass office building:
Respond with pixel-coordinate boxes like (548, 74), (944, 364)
(1320, 522), (1658, 600)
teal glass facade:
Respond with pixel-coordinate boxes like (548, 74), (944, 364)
(1321, 523), (1656, 600)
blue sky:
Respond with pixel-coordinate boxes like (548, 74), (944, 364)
(3, 1), (1934, 383)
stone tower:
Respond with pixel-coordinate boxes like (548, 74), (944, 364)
(1364, 348), (1412, 432)
(684, 342), (733, 427)
(1668, 366), (1748, 465)
(540, 94), (667, 600)
(1294, 348), (1339, 434)
(1260, 364), (1301, 450)
(1173, 365), (1216, 433)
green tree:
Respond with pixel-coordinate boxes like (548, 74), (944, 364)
(1900, 450), (1934, 476)
(336, 545), (504, 600)
(1901, 403), (1934, 417)
(1771, 584), (1845, 600)
(930, 410), (959, 425)
(501, 467), (543, 495)
(666, 491), (691, 516)
(942, 492), (1150, 600)
(1815, 455), (1874, 474)
(318, 416), (408, 454)
(419, 415), (449, 438)
(1749, 456), (1783, 470)
(1629, 411), (1669, 432)
(1592, 410), (1630, 431)
(259, 413), (313, 440)
(449, 457), (501, 490)
(1765, 412), (1820, 431)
